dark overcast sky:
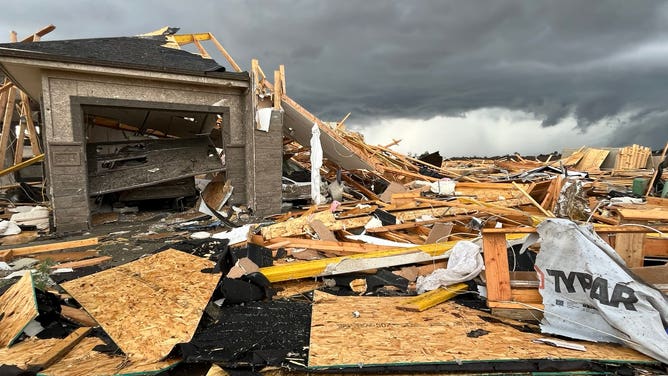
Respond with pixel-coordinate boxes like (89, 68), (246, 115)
(3, 0), (668, 156)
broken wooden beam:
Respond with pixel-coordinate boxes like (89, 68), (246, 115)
(397, 282), (468, 312)
(59, 305), (98, 327)
(259, 241), (457, 282)
(28, 327), (91, 370)
(0, 153), (44, 178)
(0, 237), (99, 262)
(50, 256), (112, 270)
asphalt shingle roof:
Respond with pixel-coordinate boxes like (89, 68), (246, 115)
(0, 35), (246, 79)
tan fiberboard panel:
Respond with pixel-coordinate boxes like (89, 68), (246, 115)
(62, 249), (219, 361)
(0, 272), (39, 347)
(308, 291), (652, 368)
(0, 337), (179, 375)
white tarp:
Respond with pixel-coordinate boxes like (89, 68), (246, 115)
(535, 218), (668, 364)
(415, 240), (484, 293)
(310, 123), (325, 205)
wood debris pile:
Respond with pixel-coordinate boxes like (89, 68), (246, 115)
(0, 26), (667, 375)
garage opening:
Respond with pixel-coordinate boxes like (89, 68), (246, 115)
(81, 103), (231, 225)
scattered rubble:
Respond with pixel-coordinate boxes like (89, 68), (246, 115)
(0, 25), (666, 375)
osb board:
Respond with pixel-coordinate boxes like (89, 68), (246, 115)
(39, 337), (179, 376)
(574, 148), (609, 171)
(274, 279), (323, 298)
(308, 291), (652, 368)
(0, 337), (60, 368)
(0, 272), (39, 347)
(61, 249), (219, 362)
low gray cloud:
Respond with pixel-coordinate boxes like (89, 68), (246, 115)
(2, 0), (668, 152)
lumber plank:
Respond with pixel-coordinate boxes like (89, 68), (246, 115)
(59, 305), (98, 327)
(19, 24), (55, 42)
(644, 236), (668, 258)
(482, 232), (511, 302)
(33, 250), (100, 263)
(61, 249), (218, 362)
(615, 207), (668, 221)
(269, 237), (396, 254)
(0, 273), (39, 347)
(29, 327), (91, 369)
(3, 237), (99, 259)
(512, 181), (553, 217)
(0, 87), (17, 169)
(207, 33), (242, 72)
(20, 91), (41, 156)
(50, 256), (112, 269)
(13, 110), (26, 165)
(397, 283), (468, 312)
(366, 215), (472, 233)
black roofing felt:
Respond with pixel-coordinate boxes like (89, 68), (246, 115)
(0, 36), (247, 79)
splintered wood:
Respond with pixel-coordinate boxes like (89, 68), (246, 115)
(307, 291), (652, 368)
(61, 249), (219, 361)
(0, 336), (178, 376)
(0, 272), (39, 347)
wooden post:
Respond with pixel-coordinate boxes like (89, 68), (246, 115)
(20, 91), (41, 156)
(279, 64), (286, 94)
(646, 141), (668, 196)
(273, 70), (282, 110)
(0, 87), (17, 169)
(482, 232), (511, 302)
(14, 113), (26, 165)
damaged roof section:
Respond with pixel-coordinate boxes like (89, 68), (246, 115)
(0, 35), (247, 79)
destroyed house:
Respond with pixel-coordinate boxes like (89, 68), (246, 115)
(0, 34), (284, 232)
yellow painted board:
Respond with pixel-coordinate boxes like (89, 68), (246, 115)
(259, 241), (458, 283)
(397, 283), (468, 312)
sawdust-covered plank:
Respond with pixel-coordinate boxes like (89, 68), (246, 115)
(0, 272), (39, 347)
(308, 291), (653, 368)
(61, 249), (219, 361)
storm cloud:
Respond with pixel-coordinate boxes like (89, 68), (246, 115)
(2, 0), (668, 155)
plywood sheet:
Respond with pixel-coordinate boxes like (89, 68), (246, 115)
(0, 336), (178, 374)
(574, 148), (609, 171)
(308, 291), (652, 368)
(61, 249), (219, 361)
(0, 272), (39, 347)
(40, 337), (179, 376)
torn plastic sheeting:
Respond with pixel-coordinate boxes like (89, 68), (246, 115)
(415, 241), (483, 293)
(310, 123), (325, 205)
(256, 108), (273, 132)
(212, 224), (253, 245)
(535, 218), (668, 364)
(0, 220), (21, 236)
